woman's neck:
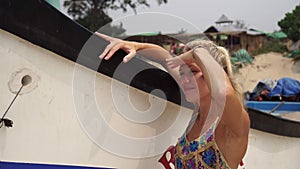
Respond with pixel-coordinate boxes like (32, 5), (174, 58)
(199, 96), (212, 130)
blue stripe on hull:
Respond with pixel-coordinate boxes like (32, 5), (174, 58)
(0, 161), (114, 169)
(246, 101), (300, 113)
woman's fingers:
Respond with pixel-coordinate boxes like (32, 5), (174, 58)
(168, 50), (194, 66)
(94, 32), (112, 41)
(178, 50), (194, 62)
(100, 43), (137, 63)
(166, 52), (196, 69)
(95, 32), (137, 63)
(102, 43), (121, 60)
(166, 58), (184, 69)
(95, 32), (119, 59)
(99, 44), (112, 59)
(123, 50), (136, 63)
(99, 41), (119, 59)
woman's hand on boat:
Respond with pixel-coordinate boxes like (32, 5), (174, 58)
(95, 32), (137, 63)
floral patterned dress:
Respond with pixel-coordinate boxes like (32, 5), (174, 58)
(174, 121), (230, 169)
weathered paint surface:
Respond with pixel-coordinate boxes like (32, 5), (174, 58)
(1, 28), (300, 169)
(0, 29), (192, 168)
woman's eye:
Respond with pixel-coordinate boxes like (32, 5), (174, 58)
(179, 70), (197, 76)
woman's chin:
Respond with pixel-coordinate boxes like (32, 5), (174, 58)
(185, 95), (198, 103)
(183, 91), (198, 103)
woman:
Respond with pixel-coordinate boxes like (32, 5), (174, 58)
(95, 32), (250, 169)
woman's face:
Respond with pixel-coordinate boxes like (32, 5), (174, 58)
(179, 63), (209, 103)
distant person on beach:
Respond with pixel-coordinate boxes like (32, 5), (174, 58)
(170, 42), (176, 54)
(95, 32), (250, 169)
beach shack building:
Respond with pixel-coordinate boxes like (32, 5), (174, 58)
(124, 32), (207, 47)
(124, 32), (207, 55)
(123, 32), (175, 47)
(204, 14), (265, 54)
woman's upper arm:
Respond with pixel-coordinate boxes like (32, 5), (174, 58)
(222, 84), (250, 137)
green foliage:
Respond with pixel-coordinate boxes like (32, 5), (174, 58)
(278, 4), (300, 42)
(253, 39), (287, 56)
(64, 0), (167, 34)
(63, 0), (88, 19)
(76, 9), (112, 31)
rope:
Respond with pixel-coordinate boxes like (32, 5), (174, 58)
(0, 85), (23, 128)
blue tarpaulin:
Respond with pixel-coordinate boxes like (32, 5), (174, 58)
(269, 77), (300, 97)
(247, 77), (300, 101)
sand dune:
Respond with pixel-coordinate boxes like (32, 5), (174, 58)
(234, 52), (300, 92)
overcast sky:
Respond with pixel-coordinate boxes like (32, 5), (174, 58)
(106, 0), (299, 35)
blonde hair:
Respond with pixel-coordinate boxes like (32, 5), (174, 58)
(184, 39), (243, 103)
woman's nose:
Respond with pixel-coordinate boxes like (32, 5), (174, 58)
(181, 76), (190, 83)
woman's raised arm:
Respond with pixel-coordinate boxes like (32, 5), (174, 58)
(95, 32), (172, 68)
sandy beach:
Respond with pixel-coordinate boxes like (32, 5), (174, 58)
(234, 52), (300, 92)
(234, 52), (300, 121)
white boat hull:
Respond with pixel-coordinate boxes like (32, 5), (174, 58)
(1, 26), (300, 169)
(0, 29), (193, 168)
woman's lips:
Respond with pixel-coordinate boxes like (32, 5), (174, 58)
(183, 86), (195, 91)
